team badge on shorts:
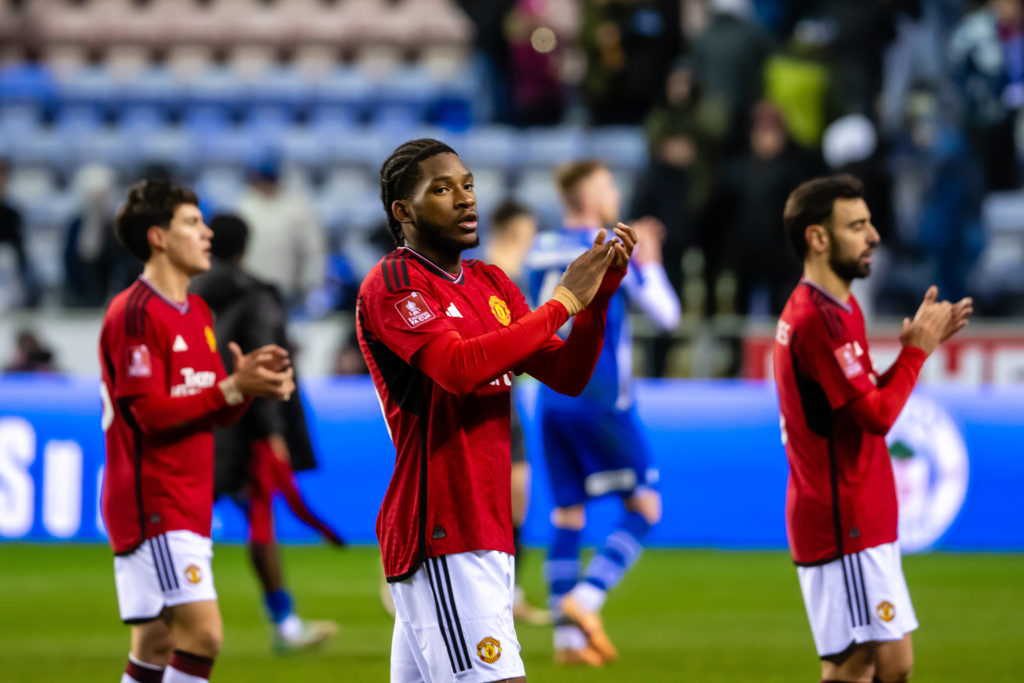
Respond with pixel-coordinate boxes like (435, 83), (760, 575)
(488, 296), (511, 326)
(204, 326), (217, 352)
(477, 636), (501, 664)
(876, 600), (896, 622)
(184, 564), (203, 584)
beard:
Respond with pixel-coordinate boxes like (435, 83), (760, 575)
(829, 240), (871, 282)
(415, 214), (480, 253)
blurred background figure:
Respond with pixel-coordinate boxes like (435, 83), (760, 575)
(62, 163), (138, 308)
(191, 213), (343, 655)
(484, 200), (551, 625)
(0, 160), (42, 310)
(237, 159), (326, 314)
(3, 329), (57, 374)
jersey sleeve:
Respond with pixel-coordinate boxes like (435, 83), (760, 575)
(794, 311), (875, 410)
(105, 307), (168, 400)
(369, 271), (458, 364)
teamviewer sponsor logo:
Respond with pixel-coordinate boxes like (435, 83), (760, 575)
(170, 367), (217, 397)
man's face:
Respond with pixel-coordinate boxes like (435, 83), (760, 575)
(405, 153), (479, 252)
(159, 203), (212, 275)
(579, 167), (621, 227)
(826, 197), (879, 281)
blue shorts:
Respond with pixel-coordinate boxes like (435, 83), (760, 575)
(539, 404), (658, 508)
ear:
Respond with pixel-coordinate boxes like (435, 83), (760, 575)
(391, 199), (413, 225)
(804, 223), (829, 255)
(146, 224), (166, 254)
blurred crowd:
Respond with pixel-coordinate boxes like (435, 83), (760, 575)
(2, 0), (1024, 376)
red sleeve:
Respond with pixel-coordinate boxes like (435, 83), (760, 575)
(413, 301), (571, 396)
(843, 346), (927, 435)
(107, 306), (167, 400)
(367, 276), (459, 365)
(519, 266), (626, 394)
(794, 312), (875, 410)
(126, 387), (230, 437)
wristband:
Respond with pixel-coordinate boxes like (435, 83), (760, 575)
(219, 377), (245, 405)
(551, 286), (584, 316)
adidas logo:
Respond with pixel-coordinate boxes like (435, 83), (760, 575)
(172, 335), (189, 352)
(445, 303), (463, 318)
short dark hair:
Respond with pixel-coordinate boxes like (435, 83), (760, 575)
(379, 138), (458, 247)
(209, 213), (249, 261)
(115, 179), (199, 261)
(555, 160), (605, 209)
(490, 200), (533, 237)
(783, 174), (864, 261)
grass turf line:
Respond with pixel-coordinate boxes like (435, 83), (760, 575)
(0, 544), (1021, 681)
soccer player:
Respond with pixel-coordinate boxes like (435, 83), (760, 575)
(524, 160), (680, 666)
(357, 138), (633, 682)
(773, 175), (972, 683)
(100, 180), (295, 683)
(191, 213), (342, 654)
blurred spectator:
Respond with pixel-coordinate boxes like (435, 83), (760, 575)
(722, 102), (819, 317)
(633, 58), (729, 290)
(63, 164), (139, 307)
(456, 0), (518, 123)
(504, 0), (568, 125)
(0, 160), (42, 309)
(949, 0), (1024, 190)
(763, 18), (842, 150)
(4, 330), (56, 374)
(692, 0), (773, 153)
(580, 0), (682, 125)
(237, 159), (326, 312)
(884, 87), (985, 313)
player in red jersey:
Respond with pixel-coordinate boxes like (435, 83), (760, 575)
(773, 175), (972, 683)
(100, 180), (294, 683)
(357, 139), (634, 682)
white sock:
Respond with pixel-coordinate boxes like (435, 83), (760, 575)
(277, 613), (303, 639)
(569, 581), (606, 613)
(553, 624), (588, 650)
(163, 667), (207, 683)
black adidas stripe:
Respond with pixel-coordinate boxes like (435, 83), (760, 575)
(160, 535), (180, 590)
(425, 559), (461, 673)
(398, 257), (410, 288)
(149, 539), (167, 592)
(382, 259), (395, 291)
(840, 555), (858, 627)
(841, 553), (872, 628)
(440, 556), (472, 667)
(854, 552), (871, 625)
(125, 286), (145, 336)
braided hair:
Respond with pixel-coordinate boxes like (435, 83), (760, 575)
(379, 138), (457, 247)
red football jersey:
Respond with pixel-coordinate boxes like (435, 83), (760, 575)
(773, 279), (898, 565)
(357, 247), (533, 581)
(100, 278), (228, 554)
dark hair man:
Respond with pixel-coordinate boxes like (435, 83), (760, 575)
(100, 180), (294, 683)
(774, 174), (972, 683)
(359, 139), (634, 682)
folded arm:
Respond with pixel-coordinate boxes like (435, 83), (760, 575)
(126, 380), (251, 437)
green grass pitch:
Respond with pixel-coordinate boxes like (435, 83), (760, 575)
(1, 544), (1022, 681)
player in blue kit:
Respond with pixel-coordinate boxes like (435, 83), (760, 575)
(525, 160), (681, 665)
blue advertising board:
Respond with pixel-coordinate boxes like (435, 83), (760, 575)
(0, 375), (1021, 552)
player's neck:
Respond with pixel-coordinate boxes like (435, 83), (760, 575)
(403, 241), (461, 275)
(562, 211), (600, 231)
(142, 258), (192, 304)
(803, 261), (851, 303)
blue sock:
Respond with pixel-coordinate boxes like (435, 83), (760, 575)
(544, 526), (582, 613)
(583, 511), (651, 593)
(264, 589), (293, 624)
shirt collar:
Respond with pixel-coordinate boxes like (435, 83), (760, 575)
(139, 276), (191, 314)
(397, 246), (465, 284)
(800, 277), (852, 313)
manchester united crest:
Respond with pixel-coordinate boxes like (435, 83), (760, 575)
(876, 600), (896, 622)
(204, 326), (217, 353)
(477, 636), (501, 663)
(184, 564), (203, 584)
(489, 296), (511, 326)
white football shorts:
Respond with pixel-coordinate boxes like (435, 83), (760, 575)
(798, 541), (918, 658)
(114, 530), (217, 623)
(388, 550), (525, 683)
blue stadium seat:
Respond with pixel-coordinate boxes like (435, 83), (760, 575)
(136, 127), (200, 173)
(56, 105), (104, 135)
(70, 126), (137, 171)
(521, 126), (585, 167)
(243, 105), (293, 137)
(186, 65), (242, 114)
(315, 66), (372, 120)
(459, 126), (521, 169)
(279, 126), (333, 169)
(182, 105), (232, 133)
(0, 62), (58, 112)
(586, 126), (649, 171)
(118, 105), (168, 134)
(246, 65), (312, 115)
(6, 127), (67, 167)
(371, 64), (435, 126)
(195, 167), (247, 214)
(196, 125), (268, 168)
(55, 64), (119, 116)
(123, 64), (185, 113)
